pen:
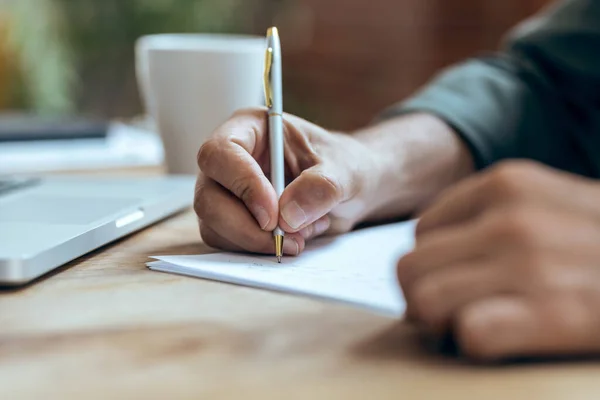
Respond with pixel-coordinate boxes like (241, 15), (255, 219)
(264, 27), (285, 263)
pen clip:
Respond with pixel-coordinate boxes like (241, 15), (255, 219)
(263, 47), (273, 108)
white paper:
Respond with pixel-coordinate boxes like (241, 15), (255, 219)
(147, 220), (417, 317)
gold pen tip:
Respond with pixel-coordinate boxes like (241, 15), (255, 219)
(274, 235), (283, 263)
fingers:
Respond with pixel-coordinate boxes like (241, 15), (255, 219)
(298, 215), (331, 240)
(200, 222), (303, 255)
(278, 163), (356, 232)
(455, 295), (600, 361)
(197, 109), (279, 231)
(195, 177), (302, 255)
(397, 217), (496, 290)
(401, 261), (505, 334)
(416, 160), (547, 236)
(198, 141), (278, 232)
(403, 159), (600, 361)
(196, 108), (339, 235)
(416, 160), (600, 237)
(415, 170), (492, 237)
(401, 258), (600, 360)
(195, 108), (342, 254)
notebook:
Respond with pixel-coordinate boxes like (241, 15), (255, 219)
(147, 220), (417, 317)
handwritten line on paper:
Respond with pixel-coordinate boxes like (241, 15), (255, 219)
(147, 220), (417, 317)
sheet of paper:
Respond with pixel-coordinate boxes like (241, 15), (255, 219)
(147, 220), (417, 318)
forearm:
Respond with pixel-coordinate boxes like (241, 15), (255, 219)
(353, 113), (474, 222)
(374, 0), (600, 178)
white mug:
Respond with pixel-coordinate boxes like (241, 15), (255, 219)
(135, 34), (266, 174)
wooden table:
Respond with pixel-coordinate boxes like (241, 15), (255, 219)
(1, 171), (599, 399)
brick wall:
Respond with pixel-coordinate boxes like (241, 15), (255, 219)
(268, 0), (552, 130)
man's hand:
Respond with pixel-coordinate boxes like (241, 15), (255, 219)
(194, 108), (386, 256)
(397, 160), (600, 361)
(195, 108), (472, 257)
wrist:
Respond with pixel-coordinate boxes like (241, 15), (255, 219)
(353, 112), (475, 222)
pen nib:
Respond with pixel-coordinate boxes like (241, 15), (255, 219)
(274, 235), (283, 264)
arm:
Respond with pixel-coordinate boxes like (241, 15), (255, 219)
(377, 0), (600, 177)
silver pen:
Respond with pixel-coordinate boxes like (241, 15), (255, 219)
(264, 27), (285, 262)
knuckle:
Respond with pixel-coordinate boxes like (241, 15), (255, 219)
(199, 223), (219, 249)
(486, 160), (546, 202)
(327, 218), (354, 234)
(230, 174), (257, 204)
(194, 182), (217, 222)
(193, 178), (206, 218)
(550, 295), (592, 338)
(195, 196), (212, 222)
(486, 161), (529, 200)
(300, 224), (314, 239)
(519, 251), (564, 290)
(303, 169), (344, 203)
(491, 208), (539, 248)
(409, 280), (441, 326)
(490, 160), (541, 180)
(197, 139), (221, 173)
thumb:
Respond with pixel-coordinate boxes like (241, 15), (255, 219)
(278, 163), (353, 232)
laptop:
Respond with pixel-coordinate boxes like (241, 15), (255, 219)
(0, 175), (196, 285)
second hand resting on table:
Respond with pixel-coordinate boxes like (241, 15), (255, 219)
(195, 108), (600, 362)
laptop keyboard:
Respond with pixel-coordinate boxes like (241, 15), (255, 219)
(0, 177), (40, 197)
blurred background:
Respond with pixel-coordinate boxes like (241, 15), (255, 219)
(0, 0), (551, 173)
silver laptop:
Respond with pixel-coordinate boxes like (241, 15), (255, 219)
(0, 175), (195, 285)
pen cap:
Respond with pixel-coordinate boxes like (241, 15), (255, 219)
(266, 28), (283, 115)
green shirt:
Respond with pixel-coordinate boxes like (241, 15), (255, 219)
(380, 0), (600, 177)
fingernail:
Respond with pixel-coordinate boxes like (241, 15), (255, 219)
(314, 217), (330, 235)
(283, 237), (299, 255)
(281, 201), (307, 230)
(252, 205), (270, 230)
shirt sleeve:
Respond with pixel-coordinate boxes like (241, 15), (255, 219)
(377, 0), (600, 177)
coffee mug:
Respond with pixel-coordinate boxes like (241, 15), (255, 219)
(135, 33), (266, 174)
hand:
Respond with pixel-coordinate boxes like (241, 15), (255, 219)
(397, 160), (600, 361)
(194, 108), (386, 256)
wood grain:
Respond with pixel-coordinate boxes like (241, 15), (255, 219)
(1, 209), (599, 399)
